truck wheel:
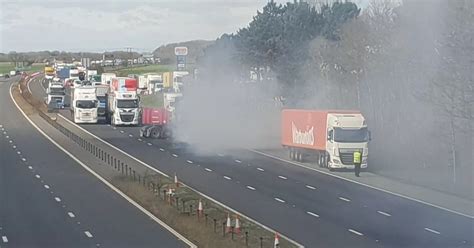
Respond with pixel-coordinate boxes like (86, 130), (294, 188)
(151, 127), (162, 139)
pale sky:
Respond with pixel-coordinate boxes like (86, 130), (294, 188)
(0, 0), (369, 53)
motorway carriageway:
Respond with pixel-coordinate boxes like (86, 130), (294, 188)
(31, 76), (474, 247)
(1, 78), (188, 247)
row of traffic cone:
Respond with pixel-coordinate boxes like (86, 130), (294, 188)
(174, 173), (281, 247)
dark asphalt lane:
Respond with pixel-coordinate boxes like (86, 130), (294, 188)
(32, 76), (474, 247)
(3, 78), (187, 247)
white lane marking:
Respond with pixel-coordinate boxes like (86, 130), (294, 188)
(186, 160), (193, 164)
(377, 211), (391, 217)
(257, 167), (265, 172)
(128, 134), (133, 137)
(112, 127), (117, 130)
(159, 148), (165, 152)
(28, 166), (33, 170)
(21, 158), (26, 162)
(17, 151), (21, 155)
(107, 124), (111, 127)
(338, 197), (351, 202)
(2, 236), (8, 243)
(120, 130), (125, 133)
(147, 142), (152, 146)
(9, 140), (13, 143)
(54, 197), (61, 202)
(217, 153), (224, 157)
(204, 168), (212, 172)
(235, 159), (242, 163)
(44, 185), (50, 189)
(2, 132), (6, 134)
(246, 186), (256, 191)
(348, 229), (364, 236)
(84, 231), (93, 238)
(172, 154), (178, 157)
(278, 175), (288, 180)
(307, 211), (320, 218)
(305, 185), (316, 190)
(35, 174), (41, 179)
(53, 113), (301, 248)
(223, 176), (232, 180)
(250, 149), (474, 219)
(137, 138), (142, 142)
(68, 212), (75, 218)
(424, 227), (441, 235)
(12, 145), (16, 149)
(274, 197), (286, 203)
(5, 135), (9, 138)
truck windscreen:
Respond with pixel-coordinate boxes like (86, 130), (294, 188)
(50, 88), (65, 95)
(334, 127), (369, 143)
(76, 100), (96, 109)
(117, 99), (138, 108)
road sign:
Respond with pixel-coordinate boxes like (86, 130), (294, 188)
(174, 47), (188, 56)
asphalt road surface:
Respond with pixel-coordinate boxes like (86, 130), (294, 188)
(32, 76), (474, 247)
(1, 78), (187, 247)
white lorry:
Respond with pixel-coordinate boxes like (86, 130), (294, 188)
(70, 86), (99, 124)
(106, 77), (139, 126)
(173, 71), (189, 93)
(101, 73), (116, 85)
(46, 83), (66, 111)
(138, 74), (162, 94)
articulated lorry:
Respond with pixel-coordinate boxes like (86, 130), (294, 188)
(107, 77), (139, 126)
(140, 92), (182, 139)
(162, 71), (189, 93)
(44, 66), (55, 80)
(70, 86), (99, 124)
(281, 109), (370, 171)
(46, 82), (65, 111)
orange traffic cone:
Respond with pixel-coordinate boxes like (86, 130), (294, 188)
(225, 213), (232, 233)
(174, 173), (179, 187)
(197, 199), (203, 218)
(234, 215), (241, 234)
(274, 232), (280, 247)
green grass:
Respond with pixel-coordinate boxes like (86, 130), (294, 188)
(0, 62), (45, 75)
(113, 64), (174, 77)
(140, 93), (164, 108)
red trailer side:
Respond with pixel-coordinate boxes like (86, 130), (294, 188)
(141, 107), (170, 125)
(281, 109), (328, 151)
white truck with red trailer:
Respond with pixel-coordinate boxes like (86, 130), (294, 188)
(106, 77), (140, 126)
(281, 109), (370, 171)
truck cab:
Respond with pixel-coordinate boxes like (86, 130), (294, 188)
(326, 114), (370, 170)
(46, 83), (66, 111)
(107, 91), (139, 126)
(71, 87), (99, 124)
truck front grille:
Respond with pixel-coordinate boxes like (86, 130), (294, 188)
(120, 114), (134, 122)
(339, 153), (354, 165)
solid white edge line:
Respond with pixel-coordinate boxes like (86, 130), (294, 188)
(306, 211), (320, 218)
(424, 227), (441, 235)
(348, 229), (364, 236)
(11, 82), (197, 248)
(54, 113), (303, 247)
(249, 149), (474, 219)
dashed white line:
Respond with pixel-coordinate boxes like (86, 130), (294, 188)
(28, 166), (33, 170)
(35, 174), (41, 179)
(424, 227), (441, 235)
(128, 134), (133, 137)
(223, 176), (232, 180)
(186, 160), (194, 164)
(338, 197), (351, 202)
(44, 185), (50, 189)
(54, 197), (61, 202)
(172, 154), (178, 157)
(159, 148), (165, 152)
(377, 210), (391, 217)
(5, 135), (9, 138)
(235, 159), (242, 163)
(84, 231), (93, 238)
(348, 229), (364, 236)
(68, 212), (75, 218)
(9, 140), (13, 143)
(112, 127), (117, 130)
(257, 167), (265, 172)
(21, 158), (26, 162)
(137, 138), (142, 142)
(147, 143), (152, 146)
(16, 151), (21, 155)
(120, 130), (125, 133)
(307, 211), (320, 218)
(2, 236), (8, 243)
(2, 131), (6, 134)
(12, 145), (16, 149)
(274, 197), (286, 203)
(246, 186), (256, 191)
(305, 185), (316, 190)
(217, 153), (224, 157)
(204, 168), (212, 172)
(278, 175), (288, 180)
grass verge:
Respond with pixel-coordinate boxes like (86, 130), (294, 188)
(113, 64), (174, 77)
(140, 93), (164, 108)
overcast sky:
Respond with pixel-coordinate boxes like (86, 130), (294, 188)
(0, 0), (368, 53)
